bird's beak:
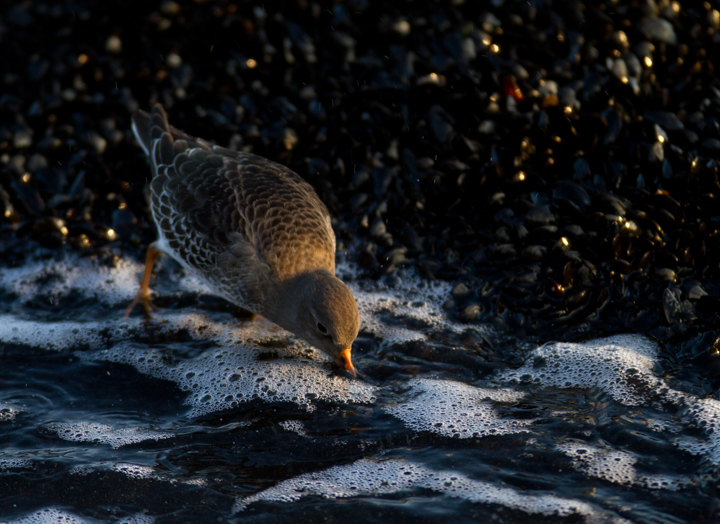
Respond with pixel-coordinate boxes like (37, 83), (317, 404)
(336, 348), (356, 378)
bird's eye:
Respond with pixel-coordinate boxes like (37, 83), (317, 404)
(317, 322), (328, 335)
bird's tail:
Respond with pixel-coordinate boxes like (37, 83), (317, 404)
(131, 104), (170, 156)
(131, 104), (213, 168)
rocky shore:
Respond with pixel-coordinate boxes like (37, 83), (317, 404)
(1, 0), (719, 387)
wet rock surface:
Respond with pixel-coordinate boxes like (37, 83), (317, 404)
(2, 0), (720, 387)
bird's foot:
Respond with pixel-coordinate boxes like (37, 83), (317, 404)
(124, 291), (160, 318)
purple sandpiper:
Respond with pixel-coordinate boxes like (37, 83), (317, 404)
(125, 104), (359, 377)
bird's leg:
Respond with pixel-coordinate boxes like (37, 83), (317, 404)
(124, 242), (162, 318)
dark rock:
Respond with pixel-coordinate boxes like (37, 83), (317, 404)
(553, 181), (591, 214)
(373, 167), (394, 197)
(522, 245), (547, 261)
(644, 111), (684, 131)
(638, 17), (677, 45)
(593, 193), (627, 216)
(428, 105), (454, 147)
(525, 205), (555, 226)
(573, 158), (591, 181)
(700, 138), (720, 154)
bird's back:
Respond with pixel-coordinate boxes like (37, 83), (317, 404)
(132, 105), (336, 309)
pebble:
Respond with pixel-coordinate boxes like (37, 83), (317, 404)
(638, 17), (677, 45)
(522, 245), (547, 261)
(573, 158), (591, 181)
(451, 283), (469, 297)
(553, 181), (591, 213)
(655, 268), (677, 283)
(85, 132), (107, 154)
(645, 111), (684, 131)
(459, 304), (481, 321)
(700, 138), (720, 153)
(13, 130), (33, 149)
(525, 205), (555, 226)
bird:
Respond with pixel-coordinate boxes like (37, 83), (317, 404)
(124, 104), (360, 377)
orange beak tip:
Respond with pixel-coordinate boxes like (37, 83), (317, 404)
(347, 364), (357, 379)
(338, 348), (357, 378)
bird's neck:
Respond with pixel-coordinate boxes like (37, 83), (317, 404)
(263, 269), (335, 332)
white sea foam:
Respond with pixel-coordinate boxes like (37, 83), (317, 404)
(0, 256), (140, 306)
(89, 337), (376, 417)
(0, 316), (110, 351)
(69, 462), (207, 488)
(385, 378), (531, 438)
(557, 441), (687, 490)
(0, 458), (32, 470)
(675, 398), (720, 464)
(0, 310), (377, 416)
(46, 422), (172, 449)
(111, 463), (157, 480)
(496, 335), (720, 467)
(5, 252), (720, 506)
(71, 462), (158, 481)
(233, 457), (629, 523)
(279, 420), (310, 437)
(85, 311), (376, 416)
(497, 335), (671, 407)
(0, 258), (464, 417)
(0, 508), (154, 524)
(353, 268), (488, 347)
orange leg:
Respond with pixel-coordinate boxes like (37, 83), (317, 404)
(124, 242), (162, 318)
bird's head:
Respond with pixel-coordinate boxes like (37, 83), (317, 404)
(274, 270), (360, 377)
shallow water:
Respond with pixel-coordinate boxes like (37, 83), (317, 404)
(0, 251), (718, 524)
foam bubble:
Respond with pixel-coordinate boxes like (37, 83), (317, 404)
(233, 457), (628, 522)
(0, 314), (198, 353)
(0, 458), (32, 470)
(81, 463), (172, 483)
(352, 268), (487, 347)
(0, 404), (21, 422)
(279, 420), (309, 437)
(384, 378), (530, 438)
(0, 508), (154, 524)
(69, 462), (207, 488)
(645, 419), (676, 433)
(676, 398), (720, 464)
(497, 335), (669, 406)
(0, 316), (109, 351)
(69, 465), (94, 476)
(560, 443), (637, 485)
(557, 441), (686, 490)
(111, 463), (157, 480)
(0, 257), (141, 306)
(46, 422), (172, 449)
